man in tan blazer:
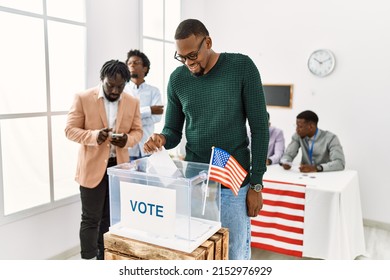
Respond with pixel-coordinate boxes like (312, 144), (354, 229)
(65, 60), (142, 260)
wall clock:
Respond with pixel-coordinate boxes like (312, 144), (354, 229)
(307, 49), (335, 77)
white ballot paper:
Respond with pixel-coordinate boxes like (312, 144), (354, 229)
(146, 147), (182, 178)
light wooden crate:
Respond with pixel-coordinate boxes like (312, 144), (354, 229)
(104, 227), (229, 260)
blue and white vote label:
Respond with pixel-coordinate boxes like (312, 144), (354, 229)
(120, 181), (176, 237)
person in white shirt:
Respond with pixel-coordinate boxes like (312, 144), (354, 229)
(124, 49), (164, 161)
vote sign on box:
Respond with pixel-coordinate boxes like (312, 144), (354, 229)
(119, 181), (176, 238)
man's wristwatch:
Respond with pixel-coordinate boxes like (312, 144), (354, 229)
(316, 165), (323, 172)
(250, 183), (264, 192)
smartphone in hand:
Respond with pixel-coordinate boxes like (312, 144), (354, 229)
(111, 133), (123, 139)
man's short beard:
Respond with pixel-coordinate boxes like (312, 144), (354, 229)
(191, 66), (205, 77)
(130, 73), (138, 78)
(104, 91), (120, 102)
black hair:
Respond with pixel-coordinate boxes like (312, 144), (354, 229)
(175, 18), (209, 40)
(100, 60), (131, 82)
(297, 110), (319, 124)
(125, 49), (151, 77)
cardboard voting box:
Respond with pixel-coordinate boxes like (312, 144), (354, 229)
(107, 158), (221, 253)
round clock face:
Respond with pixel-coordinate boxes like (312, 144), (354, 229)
(307, 49), (335, 77)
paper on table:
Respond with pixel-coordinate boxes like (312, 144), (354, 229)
(146, 147), (182, 178)
(280, 158), (292, 166)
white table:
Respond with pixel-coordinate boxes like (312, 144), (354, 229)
(251, 165), (366, 259)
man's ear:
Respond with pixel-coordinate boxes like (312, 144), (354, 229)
(205, 36), (212, 49)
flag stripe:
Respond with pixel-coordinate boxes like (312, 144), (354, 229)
(251, 242), (303, 258)
(209, 172), (240, 195)
(251, 220), (304, 234)
(261, 205), (304, 219)
(259, 210), (304, 222)
(263, 199), (305, 210)
(228, 156), (247, 176)
(251, 231), (303, 245)
(251, 180), (306, 258)
(224, 165), (244, 187)
(252, 222), (303, 240)
(209, 175), (239, 195)
(252, 236), (303, 252)
(226, 160), (246, 183)
(264, 193), (305, 206)
(209, 167), (240, 195)
(220, 165), (242, 189)
(208, 147), (247, 196)
(263, 188), (305, 199)
(263, 179), (306, 187)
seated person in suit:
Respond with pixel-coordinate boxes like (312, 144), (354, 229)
(280, 110), (345, 173)
(247, 112), (285, 165)
(266, 112), (285, 165)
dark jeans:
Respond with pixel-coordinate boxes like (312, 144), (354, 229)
(79, 158), (116, 260)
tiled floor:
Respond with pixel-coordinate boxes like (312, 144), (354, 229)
(67, 225), (390, 260)
(359, 225), (390, 260)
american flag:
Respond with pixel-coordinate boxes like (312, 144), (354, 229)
(251, 179), (306, 257)
(208, 147), (248, 196)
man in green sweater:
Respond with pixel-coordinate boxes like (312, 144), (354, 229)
(144, 19), (269, 260)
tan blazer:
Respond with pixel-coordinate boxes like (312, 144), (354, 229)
(65, 86), (143, 188)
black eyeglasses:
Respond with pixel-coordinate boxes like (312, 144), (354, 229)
(174, 37), (206, 63)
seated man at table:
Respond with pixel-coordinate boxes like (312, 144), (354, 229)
(246, 112), (285, 165)
(280, 110), (345, 173)
(266, 112), (285, 165)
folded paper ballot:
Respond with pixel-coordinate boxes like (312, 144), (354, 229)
(146, 148), (182, 178)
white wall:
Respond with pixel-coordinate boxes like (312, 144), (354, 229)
(0, 201), (81, 259)
(183, 0), (390, 224)
(86, 0), (140, 87)
(1, 0), (389, 260)
(0, 0), (140, 260)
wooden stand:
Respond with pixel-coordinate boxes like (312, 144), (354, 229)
(104, 227), (229, 260)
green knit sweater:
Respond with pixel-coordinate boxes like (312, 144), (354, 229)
(162, 53), (269, 185)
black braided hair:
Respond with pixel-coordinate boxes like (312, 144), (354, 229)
(100, 60), (131, 82)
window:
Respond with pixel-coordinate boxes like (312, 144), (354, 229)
(141, 0), (181, 155)
(0, 0), (85, 221)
